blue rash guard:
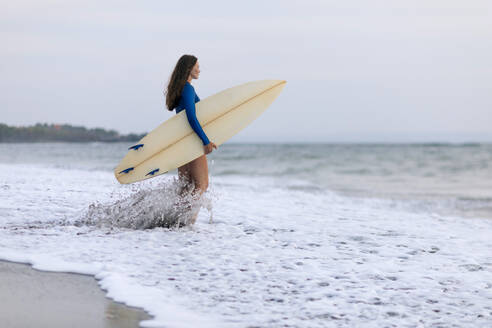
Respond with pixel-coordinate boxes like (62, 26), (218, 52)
(175, 82), (210, 146)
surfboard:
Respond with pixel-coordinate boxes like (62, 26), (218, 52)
(114, 79), (286, 184)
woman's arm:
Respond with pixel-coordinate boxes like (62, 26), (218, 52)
(182, 84), (210, 146)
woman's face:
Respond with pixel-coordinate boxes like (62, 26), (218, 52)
(190, 61), (200, 80)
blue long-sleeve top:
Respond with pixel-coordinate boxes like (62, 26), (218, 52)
(175, 82), (210, 146)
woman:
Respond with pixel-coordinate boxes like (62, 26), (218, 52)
(165, 54), (217, 224)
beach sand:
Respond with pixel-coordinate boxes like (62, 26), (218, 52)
(0, 260), (153, 328)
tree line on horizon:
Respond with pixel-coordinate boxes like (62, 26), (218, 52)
(0, 123), (146, 142)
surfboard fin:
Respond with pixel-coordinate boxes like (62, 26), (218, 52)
(119, 167), (134, 174)
(128, 144), (144, 150)
(145, 168), (159, 176)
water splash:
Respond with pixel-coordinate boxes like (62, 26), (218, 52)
(75, 177), (209, 229)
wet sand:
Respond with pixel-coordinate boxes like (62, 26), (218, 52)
(0, 260), (153, 328)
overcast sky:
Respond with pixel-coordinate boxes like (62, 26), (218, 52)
(1, 0), (491, 142)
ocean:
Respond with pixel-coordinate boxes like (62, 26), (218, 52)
(1, 142), (491, 327)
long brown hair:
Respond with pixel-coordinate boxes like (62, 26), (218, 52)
(165, 54), (197, 111)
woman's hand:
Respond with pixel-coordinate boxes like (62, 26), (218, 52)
(204, 141), (218, 154)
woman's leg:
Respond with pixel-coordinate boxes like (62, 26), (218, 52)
(187, 154), (209, 224)
(178, 162), (195, 198)
(188, 154), (209, 194)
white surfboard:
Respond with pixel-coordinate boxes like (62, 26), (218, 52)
(114, 79), (286, 184)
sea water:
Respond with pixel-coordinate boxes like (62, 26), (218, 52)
(0, 142), (491, 327)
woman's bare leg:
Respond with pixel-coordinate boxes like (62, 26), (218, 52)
(187, 154), (209, 224)
(177, 163), (192, 197)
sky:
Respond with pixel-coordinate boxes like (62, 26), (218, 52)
(1, 0), (491, 142)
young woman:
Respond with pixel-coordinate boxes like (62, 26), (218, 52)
(165, 55), (217, 224)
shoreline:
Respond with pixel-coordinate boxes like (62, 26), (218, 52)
(0, 260), (153, 328)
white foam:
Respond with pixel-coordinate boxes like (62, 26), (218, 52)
(1, 163), (492, 327)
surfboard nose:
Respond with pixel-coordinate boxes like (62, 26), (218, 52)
(266, 79), (286, 86)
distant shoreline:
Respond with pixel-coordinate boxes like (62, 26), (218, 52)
(0, 123), (146, 143)
(1, 123), (490, 145)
